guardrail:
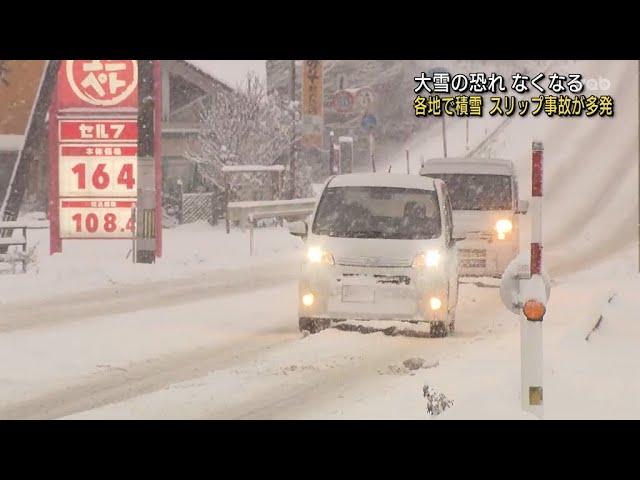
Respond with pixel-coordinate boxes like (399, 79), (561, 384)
(226, 198), (316, 233)
(0, 220), (49, 272)
(247, 208), (314, 256)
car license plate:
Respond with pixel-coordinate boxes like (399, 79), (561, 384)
(342, 285), (374, 303)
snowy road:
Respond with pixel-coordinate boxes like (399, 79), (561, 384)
(6, 247), (636, 420)
(0, 270), (511, 420)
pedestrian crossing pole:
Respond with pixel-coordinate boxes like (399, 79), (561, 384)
(520, 140), (545, 417)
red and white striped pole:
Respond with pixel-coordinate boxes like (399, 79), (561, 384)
(531, 141), (543, 275)
(520, 140), (545, 417)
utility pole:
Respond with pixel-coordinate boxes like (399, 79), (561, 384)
(406, 149), (410, 174)
(135, 60), (157, 264)
(289, 60), (296, 198)
(441, 115), (448, 158)
(465, 117), (470, 152)
(369, 132), (376, 172)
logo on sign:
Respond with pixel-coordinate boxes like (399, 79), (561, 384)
(332, 90), (354, 113)
(65, 60), (138, 107)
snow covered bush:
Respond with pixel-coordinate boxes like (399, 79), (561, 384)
(187, 72), (310, 200)
(423, 384), (454, 416)
(2, 244), (38, 274)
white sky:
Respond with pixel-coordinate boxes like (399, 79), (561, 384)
(187, 60), (266, 89)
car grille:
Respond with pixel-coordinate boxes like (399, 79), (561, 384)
(336, 256), (412, 268)
(459, 248), (487, 269)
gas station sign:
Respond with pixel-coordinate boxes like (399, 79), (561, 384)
(58, 144), (137, 199)
(50, 60), (143, 250)
(58, 119), (137, 142)
(59, 198), (136, 239)
(57, 60), (138, 110)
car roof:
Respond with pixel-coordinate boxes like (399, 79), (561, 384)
(327, 173), (437, 191)
(419, 157), (515, 175)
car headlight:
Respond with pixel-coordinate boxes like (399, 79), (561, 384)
(495, 219), (513, 240)
(307, 247), (335, 265)
(412, 249), (440, 268)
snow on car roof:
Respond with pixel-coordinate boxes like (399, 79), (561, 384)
(420, 157), (515, 175)
(327, 173), (437, 190)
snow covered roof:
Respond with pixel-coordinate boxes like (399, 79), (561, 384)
(184, 61), (245, 92)
(420, 157), (515, 176)
(328, 173), (437, 190)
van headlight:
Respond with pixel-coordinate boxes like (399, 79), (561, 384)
(307, 247), (335, 265)
(412, 250), (440, 268)
(495, 219), (513, 240)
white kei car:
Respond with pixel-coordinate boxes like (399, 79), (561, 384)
(288, 173), (463, 337)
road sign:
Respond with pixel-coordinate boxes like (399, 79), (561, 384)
(361, 113), (377, 131)
(302, 60), (324, 148)
(332, 90), (355, 114)
(57, 60), (138, 110)
(355, 87), (374, 110)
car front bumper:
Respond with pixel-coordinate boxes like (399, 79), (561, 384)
(298, 263), (450, 323)
(456, 236), (518, 278)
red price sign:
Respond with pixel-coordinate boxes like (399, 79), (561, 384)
(59, 119), (137, 142)
(58, 145), (137, 197)
(59, 199), (136, 239)
(57, 60), (138, 110)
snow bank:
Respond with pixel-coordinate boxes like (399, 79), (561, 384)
(0, 221), (303, 304)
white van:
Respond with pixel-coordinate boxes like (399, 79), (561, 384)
(288, 173), (463, 337)
(419, 157), (528, 278)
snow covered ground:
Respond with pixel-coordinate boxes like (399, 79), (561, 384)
(0, 60), (637, 419)
(56, 243), (637, 420)
(0, 220), (303, 304)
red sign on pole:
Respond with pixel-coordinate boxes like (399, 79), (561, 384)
(49, 60), (159, 254)
(59, 119), (138, 142)
(57, 60), (138, 110)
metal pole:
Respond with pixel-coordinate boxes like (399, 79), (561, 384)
(369, 132), (376, 172)
(441, 115), (448, 158)
(249, 217), (254, 256)
(465, 117), (469, 152)
(521, 140), (544, 418)
(329, 130), (335, 175)
(135, 60), (157, 264)
(289, 60), (296, 199)
(153, 60), (163, 258)
(48, 78), (62, 254)
(406, 149), (410, 174)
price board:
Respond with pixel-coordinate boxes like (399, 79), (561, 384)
(58, 144), (137, 198)
(59, 198), (136, 239)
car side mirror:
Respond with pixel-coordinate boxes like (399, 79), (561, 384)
(516, 200), (529, 214)
(288, 221), (308, 238)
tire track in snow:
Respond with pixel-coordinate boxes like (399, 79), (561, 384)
(0, 261), (298, 333)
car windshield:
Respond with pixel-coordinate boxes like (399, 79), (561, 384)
(312, 186), (441, 239)
(424, 173), (512, 210)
